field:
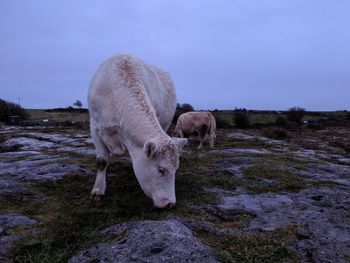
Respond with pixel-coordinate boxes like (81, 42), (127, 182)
(25, 108), (349, 127)
(0, 110), (350, 262)
(26, 109), (89, 123)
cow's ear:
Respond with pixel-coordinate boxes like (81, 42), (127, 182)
(144, 140), (158, 159)
(173, 138), (188, 154)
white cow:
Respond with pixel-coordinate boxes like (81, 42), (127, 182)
(88, 54), (187, 209)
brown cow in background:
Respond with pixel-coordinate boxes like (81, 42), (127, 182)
(174, 111), (216, 149)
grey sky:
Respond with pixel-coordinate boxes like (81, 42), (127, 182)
(1, 1), (349, 110)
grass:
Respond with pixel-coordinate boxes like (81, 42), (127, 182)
(27, 109), (89, 123)
(7, 148), (303, 262)
(199, 225), (299, 263)
(262, 154), (309, 171)
(213, 133), (273, 151)
(242, 165), (307, 194)
(2, 108), (350, 262)
(9, 153), (222, 262)
(249, 113), (277, 125)
(2, 125), (320, 262)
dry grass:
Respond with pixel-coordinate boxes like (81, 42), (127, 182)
(27, 109), (89, 122)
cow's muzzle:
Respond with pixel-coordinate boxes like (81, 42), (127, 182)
(153, 198), (176, 209)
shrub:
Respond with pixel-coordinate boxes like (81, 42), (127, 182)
(233, 109), (250, 128)
(73, 100), (83, 108)
(0, 98), (29, 123)
(212, 112), (232, 128)
(262, 127), (291, 140)
(287, 107), (306, 123)
(172, 103), (194, 124)
(275, 116), (287, 127)
(45, 107), (88, 113)
(346, 112), (350, 120)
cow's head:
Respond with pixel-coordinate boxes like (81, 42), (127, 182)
(131, 137), (187, 209)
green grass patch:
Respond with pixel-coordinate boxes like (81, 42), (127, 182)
(243, 165), (307, 194)
(198, 225), (299, 263)
(262, 154), (309, 171)
(210, 133), (275, 152)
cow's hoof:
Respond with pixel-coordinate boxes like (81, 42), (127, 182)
(90, 193), (105, 201)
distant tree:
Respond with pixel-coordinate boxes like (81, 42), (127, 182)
(172, 103), (194, 124)
(233, 108), (250, 128)
(287, 107), (306, 123)
(180, 103), (194, 112)
(0, 98), (29, 122)
(73, 100), (83, 108)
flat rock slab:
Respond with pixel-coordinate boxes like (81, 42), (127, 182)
(0, 213), (36, 229)
(213, 188), (350, 263)
(219, 193), (294, 214)
(2, 137), (56, 151)
(215, 156), (257, 178)
(0, 127), (94, 198)
(69, 220), (218, 263)
(0, 154), (92, 182)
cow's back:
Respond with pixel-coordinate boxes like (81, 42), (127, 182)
(137, 59), (176, 130)
(180, 112), (211, 132)
(88, 54), (176, 132)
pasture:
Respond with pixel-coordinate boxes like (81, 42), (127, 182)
(0, 110), (350, 262)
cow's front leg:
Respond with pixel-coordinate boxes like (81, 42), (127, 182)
(91, 157), (109, 201)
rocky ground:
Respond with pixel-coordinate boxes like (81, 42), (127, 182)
(0, 126), (349, 262)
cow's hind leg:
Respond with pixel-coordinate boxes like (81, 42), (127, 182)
(197, 136), (203, 149)
(198, 125), (208, 150)
(209, 135), (215, 149)
(91, 128), (110, 201)
(208, 129), (215, 149)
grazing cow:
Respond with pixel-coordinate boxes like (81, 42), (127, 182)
(88, 54), (187, 209)
(174, 111), (216, 149)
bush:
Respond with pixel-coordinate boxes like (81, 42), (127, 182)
(306, 120), (324, 130)
(346, 112), (350, 120)
(262, 127), (291, 140)
(233, 109), (250, 128)
(73, 100), (83, 108)
(172, 103), (194, 124)
(287, 107), (306, 123)
(275, 116), (287, 127)
(212, 112), (232, 128)
(0, 98), (29, 123)
(45, 107), (88, 113)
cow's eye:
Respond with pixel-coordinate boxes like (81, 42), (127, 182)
(158, 167), (166, 175)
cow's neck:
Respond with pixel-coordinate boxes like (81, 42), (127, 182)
(121, 114), (168, 151)
(117, 83), (170, 151)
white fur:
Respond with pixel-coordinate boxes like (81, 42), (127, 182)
(88, 54), (187, 208)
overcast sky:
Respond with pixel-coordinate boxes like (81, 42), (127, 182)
(1, 1), (349, 111)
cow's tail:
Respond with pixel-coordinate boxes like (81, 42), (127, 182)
(208, 112), (216, 149)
